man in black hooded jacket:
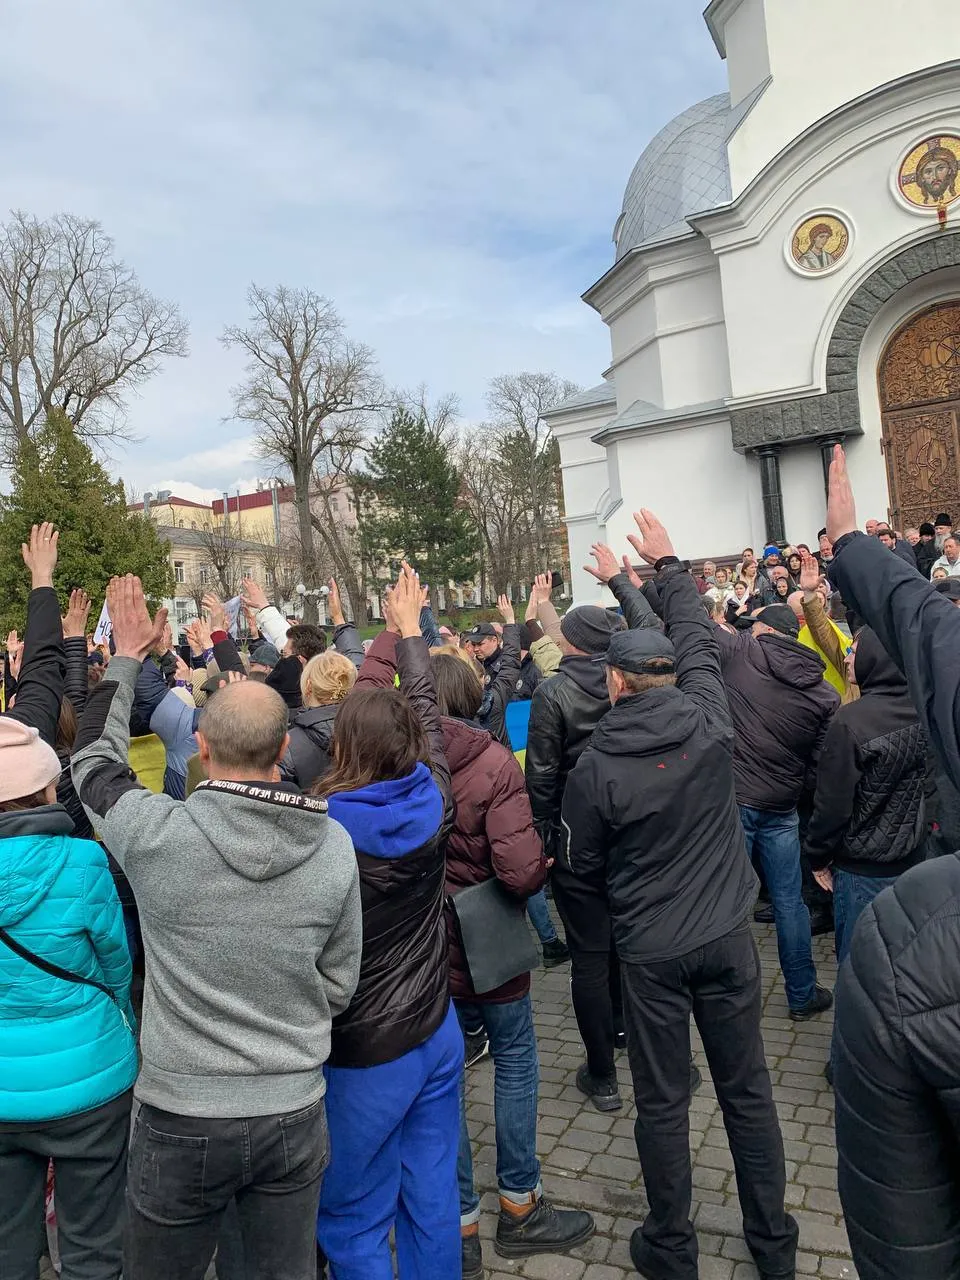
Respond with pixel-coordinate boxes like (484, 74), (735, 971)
(525, 551), (658, 1111)
(821, 445), (960, 1280)
(803, 626), (927, 963)
(561, 511), (796, 1280)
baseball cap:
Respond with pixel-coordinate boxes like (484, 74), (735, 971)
(463, 622), (497, 643)
(593, 627), (676, 675)
(754, 604), (800, 638)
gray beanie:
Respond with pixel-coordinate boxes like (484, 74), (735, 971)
(560, 606), (625, 655)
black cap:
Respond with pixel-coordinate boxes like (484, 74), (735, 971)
(754, 604), (800, 638)
(920, 522), (935, 537)
(817, 528), (828, 540)
(936, 513), (953, 527)
(463, 622), (497, 642)
(934, 578), (960, 601)
(593, 627), (676, 674)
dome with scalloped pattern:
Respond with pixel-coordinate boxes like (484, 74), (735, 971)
(614, 93), (732, 259)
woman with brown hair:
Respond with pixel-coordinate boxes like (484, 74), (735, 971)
(280, 649), (357, 789)
(314, 565), (463, 1280)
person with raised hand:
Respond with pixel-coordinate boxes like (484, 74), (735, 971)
(460, 593), (522, 746)
(819, 444), (960, 1280)
(313, 561), (464, 1280)
(563, 508), (797, 1280)
(70, 574), (361, 1280)
(4, 523), (65, 744)
(522, 572), (563, 677)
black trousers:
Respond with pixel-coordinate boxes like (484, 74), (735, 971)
(125, 1096), (328, 1280)
(621, 923), (798, 1280)
(551, 869), (622, 1081)
(0, 1088), (132, 1280)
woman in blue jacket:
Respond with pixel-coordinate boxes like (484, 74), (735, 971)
(0, 553), (137, 1280)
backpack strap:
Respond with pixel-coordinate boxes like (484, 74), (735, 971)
(0, 924), (118, 1004)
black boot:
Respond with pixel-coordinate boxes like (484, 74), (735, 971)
(461, 1226), (484, 1279)
(789, 985), (833, 1021)
(575, 1063), (622, 1112)
(494, 1193), (595, 1259)
(542, 937), (570, 968)
(753, 902), (775, 924)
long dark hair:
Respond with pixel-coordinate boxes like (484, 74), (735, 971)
(431, 653), (483, 719)
(312, 687), (429, 800)
(56, 697), (78, 754)
(0, 788), (52, 814)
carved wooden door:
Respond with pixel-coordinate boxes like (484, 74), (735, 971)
(879, 301), (960, 530)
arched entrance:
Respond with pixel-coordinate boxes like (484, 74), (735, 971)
(878, 300), (960, 530)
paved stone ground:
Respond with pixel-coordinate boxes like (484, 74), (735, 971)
(465, 921), (859, 1279)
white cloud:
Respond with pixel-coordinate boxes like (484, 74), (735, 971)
(0, 0), (725, 493)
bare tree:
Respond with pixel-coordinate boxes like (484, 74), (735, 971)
(195, 523), (241, 598)
(222, 285), (381, 621)
(248, 530), (302, 607)
(487, 372), (580, 574)
(181, 579), (208, 616)
(0, 211), (188, 459)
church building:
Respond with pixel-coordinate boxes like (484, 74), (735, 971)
(548, 0), (960, 601)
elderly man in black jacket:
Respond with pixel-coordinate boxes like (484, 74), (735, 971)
(820, 445), (960, 1280)
(525, 547), (657, 1111)
(714, 605), (838, 1019)
(562, 511), (797, 1280)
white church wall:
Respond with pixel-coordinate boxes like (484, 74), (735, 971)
(723, 0), (960, 196)
(599, 417), (757, 566)
(659, 323), (731, 409)
(780, 447), (827, 546)
(722, 0), (769, 109)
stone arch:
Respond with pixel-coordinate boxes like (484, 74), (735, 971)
(731, 229), (960, 450)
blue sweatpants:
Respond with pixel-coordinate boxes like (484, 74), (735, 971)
(317, 1002), (464, 1280)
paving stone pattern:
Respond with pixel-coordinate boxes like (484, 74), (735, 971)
(465, 922), (859, 1279)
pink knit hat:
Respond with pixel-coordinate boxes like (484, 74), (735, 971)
(0, 717), (62, 803)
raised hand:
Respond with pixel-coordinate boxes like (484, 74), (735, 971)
(202, 592), (228, 633)
(584, 543), (620, 585)
(174, 654), (192, 683)
(240, 576), (269, 612)
(627, 510), (677, 567)
(497, 593), (516, 626)
(6, 630), (22, 681)
(392, 562), (424, 638)
(798, 548), (821, 595)
(525, 572), (552, 621)
(328, 578), (346, 627)
(620, 555), (644, 590)
(21, 522), (59, 589)
(826, 444), (857, 544)
(216, 670), (247, 689)
(107, 575), (168, 662)
(62, 588), (92, 638)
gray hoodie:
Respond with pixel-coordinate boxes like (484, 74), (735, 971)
(71, 657), (362, 1119)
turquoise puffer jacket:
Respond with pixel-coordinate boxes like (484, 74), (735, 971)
(0, 805), (138, 1122)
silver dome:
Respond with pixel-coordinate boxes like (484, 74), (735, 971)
(615, 93), (732, 259)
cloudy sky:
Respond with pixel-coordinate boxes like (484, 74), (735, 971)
(3, 0), (724, 502)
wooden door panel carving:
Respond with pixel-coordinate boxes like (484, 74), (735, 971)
(880, 302), (960, 529)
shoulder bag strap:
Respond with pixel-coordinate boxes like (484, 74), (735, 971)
(0, 924), (118, 1004)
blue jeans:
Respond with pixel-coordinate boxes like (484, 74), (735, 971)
(455, 995), (540, 1220)
(833, 870), (899, 965)
(526, 888), (557, 944)
(739, 806), (816, 1011)
(317, 1003), (463, 1280)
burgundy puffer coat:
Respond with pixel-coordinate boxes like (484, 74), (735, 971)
(443, 717), (547, 1004)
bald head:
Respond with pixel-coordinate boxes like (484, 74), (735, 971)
(197, 680), (289, 778)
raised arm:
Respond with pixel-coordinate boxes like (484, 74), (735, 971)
(62, 589), (92, 713)
(354, 627), (399, 691)
(825, 444), (960, 788)
(483, 597), (522, 739)
(241, 576), (290, 650)
(6, 524), (65, 745)
(584, 543), (659, 631)
(327, 578), (364, 669)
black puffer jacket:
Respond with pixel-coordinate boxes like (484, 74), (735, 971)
(561, 566), (757, 962)
(525, 655), (611, 860)
(804, 628), (927, 876)
(280, 703), (338, 789)
(716, 627), (839, 811)
(834, 855), (960, 1279)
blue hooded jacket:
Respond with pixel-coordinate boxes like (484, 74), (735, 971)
(0, 806), (138, 1122)
(327, 762), (443, 859)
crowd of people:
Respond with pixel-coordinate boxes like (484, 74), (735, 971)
(1, 460), (960, 1280)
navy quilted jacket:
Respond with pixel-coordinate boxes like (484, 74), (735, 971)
(804, 626), (927, 876)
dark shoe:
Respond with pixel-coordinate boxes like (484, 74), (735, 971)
(614, 1028), (627, 1052)
(464, 1028), (489, 1068)
(575, 1063), (622, 1112)
(494, 1194), (595, 1259)
(753, 902), (776, 924)
(461, 1227), (484, 1280)
(542, 938), (570, 968)
(789, 985), (833, 1021)
(809, 905), (834, 937)
(629, 1229), (669, 1279)
(690, 1063), (703, 1095)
